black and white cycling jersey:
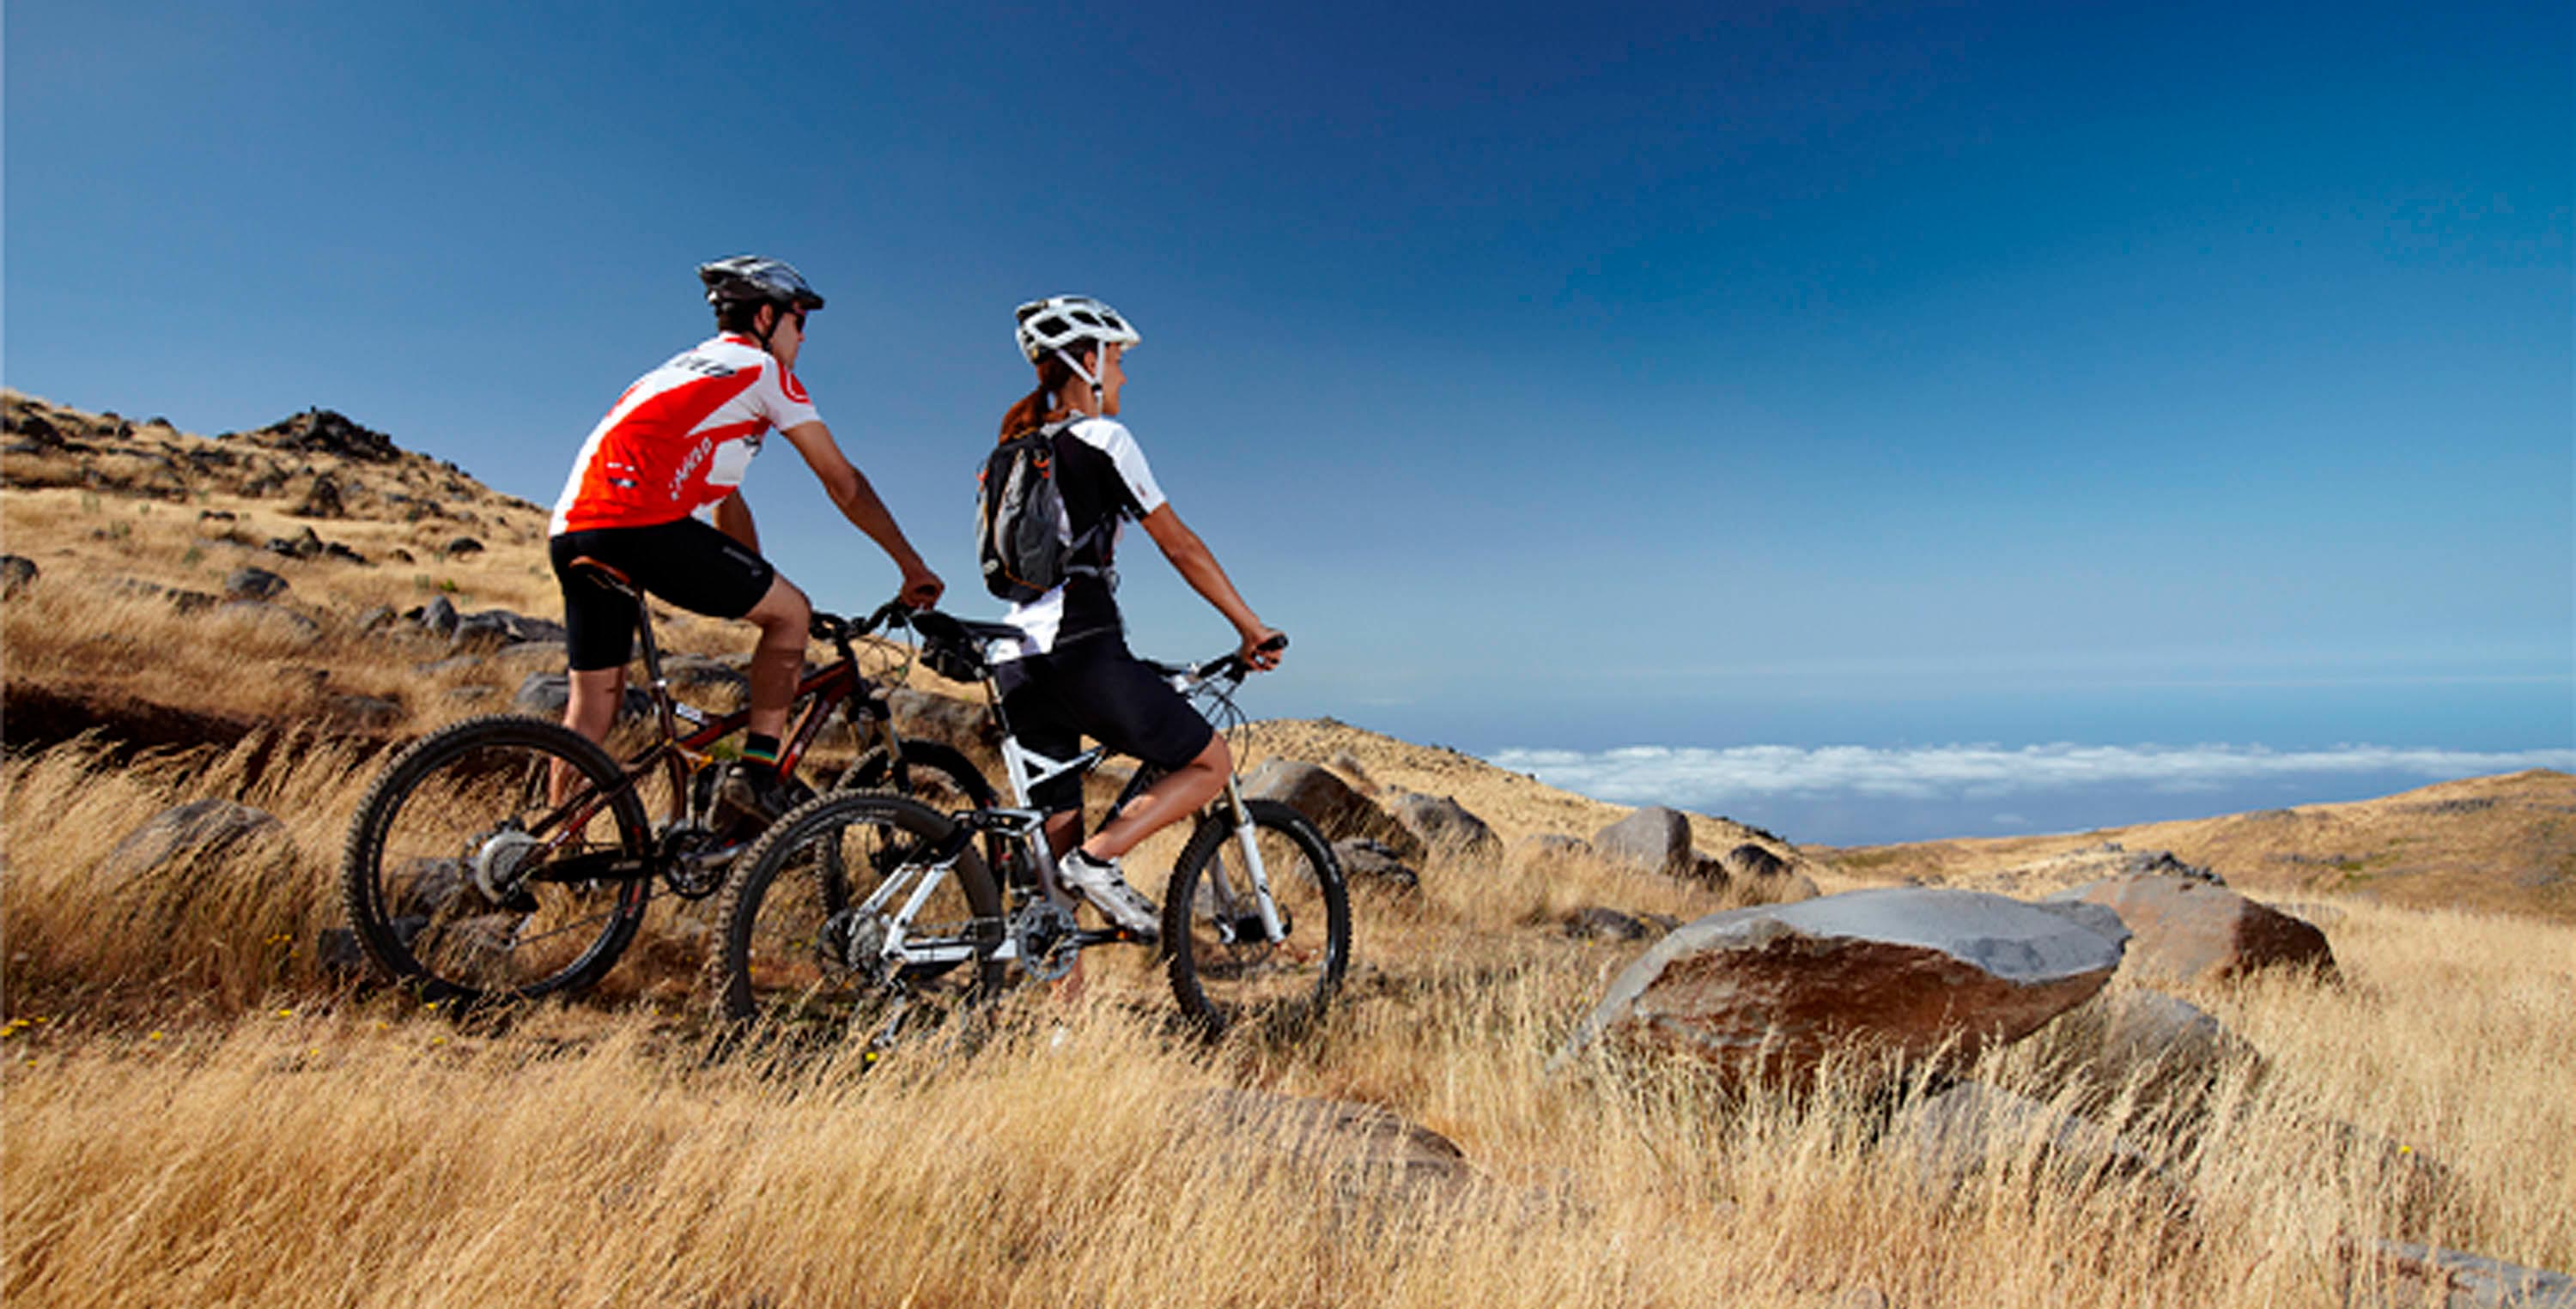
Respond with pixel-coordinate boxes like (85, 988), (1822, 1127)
(995, 415), (1167, 656)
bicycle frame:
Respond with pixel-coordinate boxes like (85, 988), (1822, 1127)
(847, 632), (1295, 984)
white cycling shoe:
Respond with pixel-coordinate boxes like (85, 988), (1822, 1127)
(1058, 850), (1160, 942)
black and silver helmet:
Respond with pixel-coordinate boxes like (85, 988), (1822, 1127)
(1014, 294), (1139, 364)
(698, 256), (825, 312)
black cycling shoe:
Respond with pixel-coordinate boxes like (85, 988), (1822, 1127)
(713, 761), (795, 833)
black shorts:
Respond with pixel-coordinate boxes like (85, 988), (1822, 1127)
(550, 518), (777, 670)
(999, 633), (1217, 813)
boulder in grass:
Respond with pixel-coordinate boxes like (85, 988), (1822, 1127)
(2032, 986), (2267, 1123)
(1186, 1087), (1474, 1208)
(1594, 806), (1693, 877)
(103, 799), (292, 883)
(1894, 1079), (2172, 1201)
(1334, 838), (1419, 893)
(2, 555), (38, 599)
(1557, 887), (2129, 1087)
(2348, 1241), (2576, 1309)
(1242, 759), (1420, 860)
(2044, 874), (2336, 986)
(1386, 788), (1500, 861)
(223, 566), (289, 602)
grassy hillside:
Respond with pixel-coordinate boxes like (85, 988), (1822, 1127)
(6, 391), (2571, 1306)
(1818, 770), (2576, 924)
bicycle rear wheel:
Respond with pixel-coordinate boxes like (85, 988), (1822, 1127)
(835, 737), (996, 811)
(1163, 799), (1349, 1039)
(340, 715), (653, 1005)
(715, 791), (1005, 1043)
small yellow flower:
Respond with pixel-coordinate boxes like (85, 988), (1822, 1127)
(274, 1008), (294, 1019)
(149, 1031), (164, 1041)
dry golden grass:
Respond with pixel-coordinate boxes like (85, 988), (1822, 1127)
(9, 390), (2573, 1305)
(6, 722), (2573, 1306)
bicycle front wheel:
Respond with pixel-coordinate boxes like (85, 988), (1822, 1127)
(715, 791), (1005, 1038)
(1163, 799), (1350, 1039)
(340, 715), (653, 1005)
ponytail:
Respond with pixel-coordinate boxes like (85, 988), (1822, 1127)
(998, 352), (1082, 442)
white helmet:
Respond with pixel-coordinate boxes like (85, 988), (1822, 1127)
(1015, 295), (1140, 367)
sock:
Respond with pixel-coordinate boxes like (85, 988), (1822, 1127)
(741, 734), (781, 771)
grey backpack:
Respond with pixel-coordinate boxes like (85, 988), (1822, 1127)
(975, 421), (1105, 603)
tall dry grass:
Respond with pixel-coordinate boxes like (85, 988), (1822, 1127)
(6, 753), (2572, 1307)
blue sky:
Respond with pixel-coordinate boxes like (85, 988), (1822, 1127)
(8, 1), (2570, 842)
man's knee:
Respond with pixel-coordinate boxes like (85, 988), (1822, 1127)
(747, 578), (810, 641)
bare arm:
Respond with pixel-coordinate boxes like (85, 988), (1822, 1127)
(1138, 503), (1283, 670)
(777, 421), (944, 607)
(712, 490), (759, 552)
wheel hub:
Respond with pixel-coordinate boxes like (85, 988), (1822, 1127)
(1011, 899), (1082, 981)
(471, 827), (544, 906)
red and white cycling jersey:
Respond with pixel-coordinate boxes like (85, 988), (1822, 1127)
(550, 334), (821, 534)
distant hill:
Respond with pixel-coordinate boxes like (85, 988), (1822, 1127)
(1816, 769), (2576, 923)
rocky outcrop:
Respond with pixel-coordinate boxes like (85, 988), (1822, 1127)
(246, 409), (401, 463)
(1242, 759), (1421, 860)
(2045, 874), (2336, 985)
(1, 555), (35, 599)
(1558, 888), (2129, 1086)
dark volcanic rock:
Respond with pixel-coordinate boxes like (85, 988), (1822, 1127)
(1, 555), (36, 599)
(223, 567), (290, 602)
(251, 409), (401, 463)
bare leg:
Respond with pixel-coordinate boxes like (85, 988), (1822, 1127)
(737, 576), (813, 742)
(1081, 734), (1229, 862)
(553, 666), (628, 803)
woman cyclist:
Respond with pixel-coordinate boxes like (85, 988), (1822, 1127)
(989, 295), (1283, 942)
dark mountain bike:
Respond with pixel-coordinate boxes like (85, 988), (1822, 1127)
(713, 611), (1349, 1051)
(339, 559), (994, 1007)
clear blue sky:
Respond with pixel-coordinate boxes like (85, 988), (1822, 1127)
(9, 1), (2570, 840)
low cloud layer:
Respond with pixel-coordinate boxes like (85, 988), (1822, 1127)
(1486, 742), (2576, 808)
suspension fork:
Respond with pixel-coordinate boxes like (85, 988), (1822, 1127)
(1221, 777), (1288, 943)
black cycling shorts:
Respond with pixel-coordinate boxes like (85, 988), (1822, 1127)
(550, 518), (777, 671)
(999, 633), (1216, 813)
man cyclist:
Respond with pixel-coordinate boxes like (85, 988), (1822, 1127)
(548, 256), (943, 824)
(987, 294), (1284, 942)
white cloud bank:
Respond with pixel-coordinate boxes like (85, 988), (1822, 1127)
(1485, 742), (2576, 808)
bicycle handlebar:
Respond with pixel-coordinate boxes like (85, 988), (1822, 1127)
(1163, 632), (1288, 688)
(808, 598), (918, 646)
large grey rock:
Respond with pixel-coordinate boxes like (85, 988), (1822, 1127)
(1594, 806), (1693, 877)
(885, 688), (992, 751)
(102, 799), (292, 882)
(1242, 759), (1420, 859)
(2045, 874), (2336, 985)
(1894, 1079), (2168, 1198)
(1185, 1087), (1474, 1209)
(0, 555), (36, 599)
(2351, 1241), (2576, 1308)
(1558, 887), (2129, 1086)
(2032, 986), (2267, 1123)
(1386, 788), (1500, 861)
